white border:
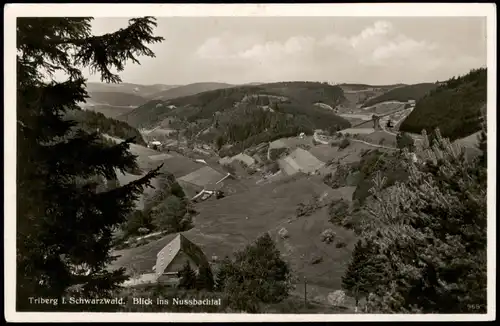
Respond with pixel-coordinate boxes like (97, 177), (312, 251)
(4, 3), (497, 323)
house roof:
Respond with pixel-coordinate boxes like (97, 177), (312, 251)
(279, 148), (325, 175)
(178, 166), (225, 188)
(154, 233), (209, 277)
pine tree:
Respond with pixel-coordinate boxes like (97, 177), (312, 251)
(177, 260), (197, 290)
(16, 17), (164, 310)
(353, 128), (487, 313)
(341, 238), (389, 310)
(195, 265), (215, 291)
(214, 256), (235, 291)
(213, 233), (292, 312)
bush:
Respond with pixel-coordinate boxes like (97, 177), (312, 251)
(269, 147), (289, 161)
(309, 254), (323, 265)
(296, 196), (321, 217)
(328, 199), (350, 225)
(339, 138), (350, 150)
(328, 290), (346, 307)
(335, 241), (347, 248)
(177, 260), (197, 290)
(267, 162), (281, 174)
(320, 229), (336, 244)
(396, 132), (415, 151)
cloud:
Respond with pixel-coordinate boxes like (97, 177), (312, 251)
(190, 19), (484, 84)
(196, 20), (437, 67)
(196, 37), (228, 59)
(238, 36), (315, 60)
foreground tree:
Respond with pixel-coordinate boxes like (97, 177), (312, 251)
(346, 127), (487, 313)
(17, 17), (164, 310)
(216, 233), (293, 312)
(341, 238), (389, 311)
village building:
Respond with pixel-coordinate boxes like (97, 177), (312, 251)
(153, 233), (210, 286)
(177, 165), (234, 201)
(278, 147), (325, 176)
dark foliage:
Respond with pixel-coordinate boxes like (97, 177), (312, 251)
(215, 233), (292, 313)
(65, 109), (147, 146)
(177, 261), (197, 290)
(16, 16), (164, 310)
(362, 83), (438, 107)
(400, 68), (486, 141)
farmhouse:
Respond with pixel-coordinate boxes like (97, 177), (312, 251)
(177, 165), (235, 200)
(278, 148), (325, 176)
(178, 166), (225, 188)
(153, 234), (210, 286)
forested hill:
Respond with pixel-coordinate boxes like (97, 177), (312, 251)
(399, 68), (487, 141)
(361, 83), (438, 107)
(65, 109), (147, 146)
(119, 81), (348, 128)
(117, 81), (350, 156)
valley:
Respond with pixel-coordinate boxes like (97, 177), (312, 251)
(87, 69), (485, 311)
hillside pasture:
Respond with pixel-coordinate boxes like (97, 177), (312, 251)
(109, 174), (358, 301)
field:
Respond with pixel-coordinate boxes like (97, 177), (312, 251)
(102, 134), (159, 169)
(109, 174), (358, 300)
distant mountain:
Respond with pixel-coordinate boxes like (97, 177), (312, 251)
(361, 83), (438, 108)
(399, 68), (486, 141)
(119, 81), (350, 156)
(80, 104), (137, 119)
(85, 82), (180, 98)
(86, 91), (148, 107)
(149, 82), (235, 101)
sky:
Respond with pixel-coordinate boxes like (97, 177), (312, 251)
(85, 16), (487, 86)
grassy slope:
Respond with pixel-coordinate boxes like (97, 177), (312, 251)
(399, 68), (486, 141)
(362, 83), (438, 108)
(109, 174), (358, 293)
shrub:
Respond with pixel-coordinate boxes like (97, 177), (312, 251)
(269, 147), (289, 161)
(335, 241), (347, 248)
(195, 265), (215, 291)
(310, 254), (323, 265)
(177, 261), (197, 290)
(339, 138), (350, 149)
(396, 132), (415, 151)
(328, 290), (346, 307)
(328, 199), (350, 225)
(268, 162), (281, 174)
(296, 196), (321, 217)
(320, 229), (336, 244)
